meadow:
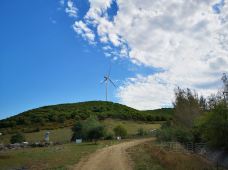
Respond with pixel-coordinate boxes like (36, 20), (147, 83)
(0, 140), (120, 170)
(0, 119), (161, 170)
(0, 119), (161, 144)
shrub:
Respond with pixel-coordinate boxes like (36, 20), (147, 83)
(156, 126), (193, 143)
(104, 133), (114, 140)
(113, 125), (127, 138)
(156, 128), (174, 142)
(196, 103), (228, 149)
(10, 132), (26, 144)
(137, 128), (148, 136)
(71, 116), (105, 142)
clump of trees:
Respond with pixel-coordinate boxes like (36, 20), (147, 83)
(71, 116), (105, 142)
(196, 102), (228, 149)
(173, 87), (203, 128)
(157, 87), (228, 150)
(10, 132), (26, 144)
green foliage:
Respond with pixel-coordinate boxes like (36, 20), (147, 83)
(156, 124), (193, 143)
(113, 125), (127, 138)
(137, 128), (148, 136)
(10, 132), (26, 144)
(104, 132), (114, 140)
(0, 101), (173, 134)
(173, 87), (202, 128)
(196, 103), (228, 149)
(71, 116), (105, 142)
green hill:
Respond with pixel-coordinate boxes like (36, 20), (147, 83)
(0, 101), (174, 134)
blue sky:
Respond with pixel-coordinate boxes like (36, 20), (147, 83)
(0, 0), (155, 119)
(1, 0), (227, 119)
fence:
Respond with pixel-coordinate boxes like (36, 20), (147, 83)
(157, 142), (227, 170)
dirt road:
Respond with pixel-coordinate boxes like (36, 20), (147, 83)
(74, 138), (154, 170)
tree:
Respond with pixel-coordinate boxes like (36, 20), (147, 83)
(71, 116), (105, 142)
(173, 87), (202, 128)
(10, 132), (26, 144)
(87, 125), (105, 143)
(114, 125), (127, 138)
(196, 102), (228, 149)
(71, 121), (83, 141)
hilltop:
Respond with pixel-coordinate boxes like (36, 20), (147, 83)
(0, 101), (173, 134)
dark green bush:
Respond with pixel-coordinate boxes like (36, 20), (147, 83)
(113, 125), (127, 138)
(71, 116), (105, 142)
(104, 133), (114, 140)
(137, 128), (148, 136)
(10, 132), (26, 144)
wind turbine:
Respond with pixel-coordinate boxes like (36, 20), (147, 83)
(101, 65), (116, 101)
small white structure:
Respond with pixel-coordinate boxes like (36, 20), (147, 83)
(44, 132), (50, 142)
(76, 139), (82, 144)
(116, 136), (121, 140)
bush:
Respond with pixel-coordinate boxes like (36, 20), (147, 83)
(156, 126), (193, 143)
(71, 116), (105, 142)
(137, 128), (148, 136)
(196, 103), (228, 149)
(156, 128), (174, 142)
(113, 125), (127, 138)
(10, 132), (26, 144)
(104, 133), (114, 140)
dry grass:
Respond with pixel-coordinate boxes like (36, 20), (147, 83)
(128, 141), (219, 170)
(102, 118), (161, 135)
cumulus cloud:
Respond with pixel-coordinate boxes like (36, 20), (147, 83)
(73, 21), (95, 43)
(65, 0), (228, 110)
(65, 0), (77, 17)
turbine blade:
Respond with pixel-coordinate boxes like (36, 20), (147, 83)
(108, 78), (117, 87)
(100, 79), (106, 84)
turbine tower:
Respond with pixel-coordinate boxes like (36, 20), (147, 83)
(101, 66), (116, 101)
(222, 73), (228, 101)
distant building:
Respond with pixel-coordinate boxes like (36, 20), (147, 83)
(76, 139), (82, 144)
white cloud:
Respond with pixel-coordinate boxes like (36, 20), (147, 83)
(65, 0), (77, 17)
(66, 0), (228, 110)
(73, 21), (95, 43)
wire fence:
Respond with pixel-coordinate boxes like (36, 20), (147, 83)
(157, 142), (228, 170)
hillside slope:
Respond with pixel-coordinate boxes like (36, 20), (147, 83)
(0, 101), (173, 134)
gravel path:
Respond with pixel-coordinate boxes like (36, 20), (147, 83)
(74, 138), (154, 170)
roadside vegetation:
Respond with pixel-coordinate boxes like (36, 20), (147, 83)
(128, 141), (216, 170)
(156, 87), (228, 150)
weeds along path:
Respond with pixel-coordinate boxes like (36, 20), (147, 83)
(73, 138), (154, 170)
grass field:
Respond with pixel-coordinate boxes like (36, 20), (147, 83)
(0, 119), (161, 144)
(0, 128), (73, 144)
(0, 119), (161, 169)
(0, 140), (124, 170)
(102, 119), (161, 135)
(128, 141), (222, 170)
